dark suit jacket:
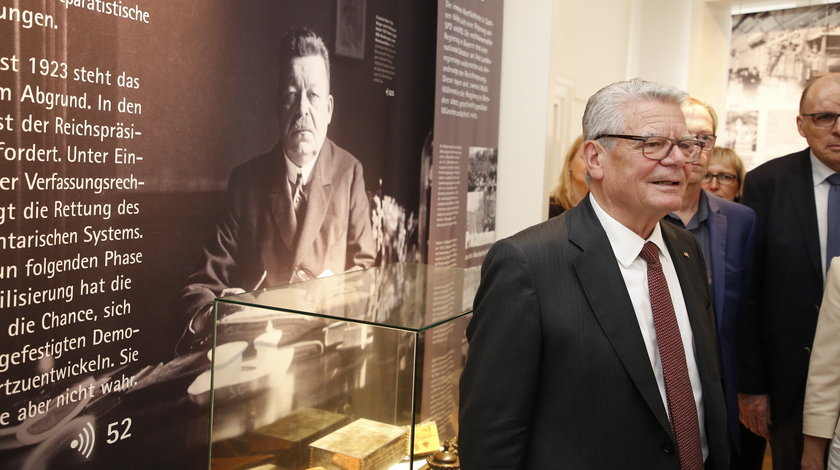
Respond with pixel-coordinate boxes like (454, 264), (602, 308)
(459, 197), (729, 469)
(180, 138), (376, 322)
(739, 148), (824, 422)
(703, 192), (756, 446)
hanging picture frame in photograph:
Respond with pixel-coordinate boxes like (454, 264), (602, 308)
(336, 0), (366, 59)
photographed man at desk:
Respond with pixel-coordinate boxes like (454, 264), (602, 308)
(180, 27), (376, 341)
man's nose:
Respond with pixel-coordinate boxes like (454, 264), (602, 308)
(663, 143), (689, 166)
(296, 94), (311, 116)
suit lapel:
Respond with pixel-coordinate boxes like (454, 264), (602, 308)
(662, 223), (717, 365)
(293, 140), (333, 267)
(569, 200), (673, 435)
(787, 150), (821, 280)
(706, 193), (727, 324)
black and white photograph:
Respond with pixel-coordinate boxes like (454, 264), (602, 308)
(723, 110), (759, 164)
(465, 146), (497, 252)
(336, 0), (366, 59)
(725, 3), (840, 166)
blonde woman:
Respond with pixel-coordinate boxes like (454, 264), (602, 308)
(703, 147), (746, 202)
(548, 135), (587, 217)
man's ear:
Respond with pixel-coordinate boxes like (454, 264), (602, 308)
(582, 140), (605, 182)
(796, 114), (806, 138)
(327, 94), (334, 125)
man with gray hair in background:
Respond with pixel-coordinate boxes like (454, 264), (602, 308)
(459, 78), (729, 469)
(664, 96), (761, 469)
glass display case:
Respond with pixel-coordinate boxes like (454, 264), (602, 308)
(200, 263), (479, 470)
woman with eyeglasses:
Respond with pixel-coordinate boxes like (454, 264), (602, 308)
(703, 147), (747, 202)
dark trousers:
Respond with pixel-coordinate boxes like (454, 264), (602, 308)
(731, 423), (767, 470)
(769, 386), (806, 470)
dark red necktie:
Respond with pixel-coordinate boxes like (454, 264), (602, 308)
(639, 242), (704, 469)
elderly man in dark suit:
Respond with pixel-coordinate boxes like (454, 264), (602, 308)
(738, 73), (840, 470)
(179, 28), (375, 342)
(459, 79), (729, 469)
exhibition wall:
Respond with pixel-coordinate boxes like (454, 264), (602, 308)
(0, 0), (505, 468)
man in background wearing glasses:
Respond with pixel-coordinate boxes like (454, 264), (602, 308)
(664, 97), (760, 470)
(459, 79), (729, 469)
(738, 73), (840, 469)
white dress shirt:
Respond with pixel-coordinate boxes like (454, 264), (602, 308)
(284, 153), (318, 189)
(590, 194), (709, 460)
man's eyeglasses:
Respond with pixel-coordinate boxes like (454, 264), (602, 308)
(696, 133), (716, 149)
(594, 134), (705, 162)
(702, 172), (738, 186)
(801, 112), (840, 128)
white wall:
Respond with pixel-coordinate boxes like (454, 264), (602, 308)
(627, 0), (694, 87)
(494, 0), (555, 238)
(543, 0), (635, 219)
(687, 0), (734, 128)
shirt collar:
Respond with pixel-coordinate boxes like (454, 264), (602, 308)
(696, 190), (709, 222)
(810, 150), (836, 186)
(589, 194), (669, 268)
(284, 152), (319, 185)
(664, 190), (709, 229)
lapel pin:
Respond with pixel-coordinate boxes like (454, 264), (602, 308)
(683, 252), (690, 258)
